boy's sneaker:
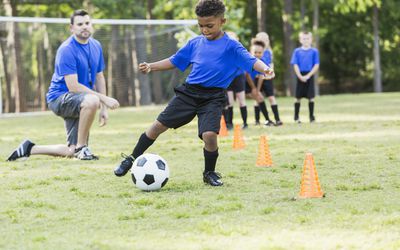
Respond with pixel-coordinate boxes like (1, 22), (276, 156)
(295, 119), (302, 124)
(275, 120), (283, 126)
(203, 171), (223, 186)
(255, 121), (261, 126)
(114, 153), (135, 177)
(264, 120), (275, 126)
(7, 139), (35, 161)
(310, 116), (316, 123)
(242, 123), (248, 129)
(74, 146), (99, 160)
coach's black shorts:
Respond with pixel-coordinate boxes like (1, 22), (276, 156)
(296, 72), (315, 99)
(227, 74), (246, 93)
(256, 78), (274, 97)
(157, 83), (226, 139)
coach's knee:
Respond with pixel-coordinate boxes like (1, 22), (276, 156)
(81, 94), (100, 111)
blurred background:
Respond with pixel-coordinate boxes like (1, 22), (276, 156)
(0, 0), (399, 113)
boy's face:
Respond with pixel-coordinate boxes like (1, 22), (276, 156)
(299, 33), (312, 47)
(197, 15), (226, 40)
(251, 45), (264, 59)
(70, 15), (93, 41)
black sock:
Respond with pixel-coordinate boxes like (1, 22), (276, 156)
(271, 104), (280, 122)
(204, 148), (219, 173)
(309, 101), (315, 119)
(259, 101), (270, 121)
(294, 102), (300, 120)
(227, 106), (233, 125)
(222, 108), (228, 122)
(254, 106), (260, 123)
(132, 133), (155, 159)
(240, 106), (247, 125)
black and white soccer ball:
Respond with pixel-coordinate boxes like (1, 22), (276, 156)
(131, 153), (169, 191)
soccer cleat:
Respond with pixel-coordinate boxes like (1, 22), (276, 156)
(7, 139), (35, 161)
(264, 120), (275, 126)
(74, 146), (99, 160)
(114, 153), (135, 177)
(203, 171), (223, 186)
(275, 120), (283, 126)
(242, 123), (248, 130)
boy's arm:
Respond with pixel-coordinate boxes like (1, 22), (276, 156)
(245, 73), (263, 102)
(139, 58), (175, 74)
(304, 64), (319, 80)
(293, 64), (307, 82)
(256, 76), (264, 92)
(253, 59), (274, 79)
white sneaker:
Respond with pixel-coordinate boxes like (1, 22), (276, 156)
(74, 146), (99, 160)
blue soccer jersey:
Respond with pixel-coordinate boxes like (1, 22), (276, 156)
(46, 36), (105, 103)
(290, 47), (319, 72)
(261, 50), (272, 66)
(169, 32), (257, 89)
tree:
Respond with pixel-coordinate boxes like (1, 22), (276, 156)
(256, 0), (266, 33)
(282, 0), (296, 95)
(372, 4), (381, 92)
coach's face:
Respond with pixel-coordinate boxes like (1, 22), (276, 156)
(197, 15), (226, 40)
(70, 15), (93, 43)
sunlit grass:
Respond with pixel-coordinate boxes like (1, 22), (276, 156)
(0, 92), (399, 249)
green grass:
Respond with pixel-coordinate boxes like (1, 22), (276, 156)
(1, 93), (400, 249)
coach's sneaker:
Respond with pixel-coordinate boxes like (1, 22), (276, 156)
(114, 153), (135, 177)
(74, 146), (99, 160)
(7, 139), (35, 161)
(203, 171), (223, 186)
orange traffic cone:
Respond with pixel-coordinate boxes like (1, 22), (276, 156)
(298, 153), (324, 198)
(219, 116), (228, 137)
(256, 135), (273, 167)
(232, 124), (245, 150)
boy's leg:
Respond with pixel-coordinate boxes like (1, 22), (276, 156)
(237, 91), (247, 128)
(254, 105), (260, 125)
(114, 120), (167, 177)
(202, 131), (223, 186)
(308, 99), (315, 122)
(294, 99), (301, 123)
(259, 101), (274, 126)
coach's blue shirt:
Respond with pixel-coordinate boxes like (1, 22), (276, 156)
(169, 32), (257, 89)
(290, 47), (319, 72)
(46, 36), (105, 103)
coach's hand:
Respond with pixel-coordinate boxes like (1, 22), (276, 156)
(99, 107), (108, 127)
(139, 62), (151, 74)
(103, 96), (120, 110)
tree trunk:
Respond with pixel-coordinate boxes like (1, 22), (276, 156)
(147, 0), (163, 104)
(42, 24), (52, 110)
(312, 0), (320, 96)
(257, 0), (266, 32)
(300, 0), (306, 31)
(372, 5), (382, 93)
(0, 35), (11, 113)
(282, 0), (296, 96)
(135, 25), (151, 105)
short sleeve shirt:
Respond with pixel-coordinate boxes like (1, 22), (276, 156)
(290, 47), (319, 72)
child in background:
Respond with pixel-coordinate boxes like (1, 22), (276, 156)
(290, 31), (320, 123)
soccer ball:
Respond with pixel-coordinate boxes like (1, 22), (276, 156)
(131, 153), (169, 191)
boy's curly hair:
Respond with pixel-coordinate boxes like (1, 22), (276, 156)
(195, 0), (226, 17)
(251, 38), (266, 49)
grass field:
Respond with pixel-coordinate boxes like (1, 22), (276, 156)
(1, 93), (400, 250)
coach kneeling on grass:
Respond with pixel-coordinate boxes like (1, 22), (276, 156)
(7, 9), (119, 161)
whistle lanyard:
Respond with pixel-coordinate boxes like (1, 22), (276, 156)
(84, 42), (92, 89)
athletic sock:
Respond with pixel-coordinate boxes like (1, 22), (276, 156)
(309, 101), (315, 119)
(294, 102), (301, 120)
(254, 106), (260, 123)
(204, 148), (219, 173)
(227, 106), (233, 125)
(240, 106), (247, 125)
(259, 101), (270, 121)
(132, 133), (155, 158)
(271, 104), (280, 122)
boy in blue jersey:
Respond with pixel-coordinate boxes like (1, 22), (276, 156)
(114, 0), (274, 186)
(290, 31), (320, 123)
(7, 10), (119, 162)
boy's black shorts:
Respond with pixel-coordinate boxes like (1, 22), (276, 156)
(157, 83), (226, 139)
(227, 74), (246, 93)
(257, 78), (274, 97)
(296, 72), (315, 99)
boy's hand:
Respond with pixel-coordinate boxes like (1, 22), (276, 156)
(263, 67), (275, 80)
(139, 62), (151, 74)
